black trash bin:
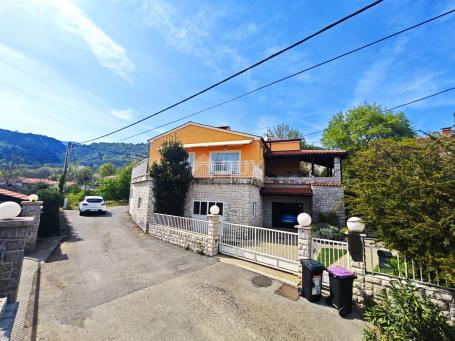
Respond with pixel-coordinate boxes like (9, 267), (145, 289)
(377, 250), (394, 271)
(300, 259), (325, 302)
(326, 266), (356, 317)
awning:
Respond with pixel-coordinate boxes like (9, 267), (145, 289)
(261, 185), (312, 196)
(183, 140), (252, 148)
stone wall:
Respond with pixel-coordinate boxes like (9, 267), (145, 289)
(148, 214), (219, 256)
(184, 178), (263, 226)
(20, 201), (42, 254)
(0, 217), (33, 302)
(262, 195), (312, 228)
(311, 185), (345, 226)
(129, 179), (154, 231)
(362, 273), (455, 323)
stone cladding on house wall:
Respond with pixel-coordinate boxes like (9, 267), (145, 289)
(184, 178), (263, 226)
(311, 185), (345, 226)
(129, 178), (154, 231)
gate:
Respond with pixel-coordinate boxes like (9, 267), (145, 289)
(311, 237), (350, 285)
(219, 222), (299, 273)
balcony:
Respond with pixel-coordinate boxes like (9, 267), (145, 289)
(191, 161), (263, 180)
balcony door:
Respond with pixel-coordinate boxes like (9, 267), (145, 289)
(210, 151), (240, 175)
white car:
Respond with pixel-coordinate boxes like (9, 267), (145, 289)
(79, 196), (107, 215)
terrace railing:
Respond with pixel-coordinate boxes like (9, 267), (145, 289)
(152, 213), (209, 235)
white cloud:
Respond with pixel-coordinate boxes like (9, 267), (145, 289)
(38, 0), (135, 83)
(0, 43), (118, 141)
(111, 109), (136, 120)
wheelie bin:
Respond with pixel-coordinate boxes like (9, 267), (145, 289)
(300, 259), (325, 302)
(326, 266), (356, 317)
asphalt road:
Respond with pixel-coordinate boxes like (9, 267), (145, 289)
(35, 206), (364, 340)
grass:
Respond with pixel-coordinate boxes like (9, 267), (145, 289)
(317, 247), (347, 267)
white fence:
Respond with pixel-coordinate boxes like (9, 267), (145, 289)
(220, 222), (299, 273)
(365, 244), (453, 289)
(152, 213), (209, 235)
(312, 238), (351, 270)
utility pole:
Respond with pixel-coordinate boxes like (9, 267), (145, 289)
(60, 142), (71, 194)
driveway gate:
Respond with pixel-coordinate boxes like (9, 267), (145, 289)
(219, 222), (299, 273)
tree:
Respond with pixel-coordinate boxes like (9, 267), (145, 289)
(345, 136), (455, 284)
(76, 167), (93, 191)
(265, 123), (316, 149)
(149, 139), (192, 215)
(97, 162), (134, 201)
(98, 162), (117, 177)
(321, 103), (415, 151)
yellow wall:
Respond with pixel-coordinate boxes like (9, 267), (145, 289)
(267, 140), (300, 151)
(149, 124), (265, 168)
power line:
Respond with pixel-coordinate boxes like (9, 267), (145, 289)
(81, 0), (384, 144)
(114, 8), (455, 143)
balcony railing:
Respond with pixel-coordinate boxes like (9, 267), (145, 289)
(151, 159), (263, 180)
(192, 161), (263, 180)
(264, 176), (340, 185)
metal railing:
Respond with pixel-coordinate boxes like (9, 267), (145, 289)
(152, 213), (209, 235)
(312, 237), (351, 270)
(150, 159), (263, 180)
(220, 222), (298, 262)
(365, 244), (453, 289)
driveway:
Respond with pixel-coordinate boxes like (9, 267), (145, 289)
(35, 206), (364, 340)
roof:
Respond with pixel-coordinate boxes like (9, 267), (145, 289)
(266, 138), (301, 143)
(261, 185), (312, 196)
(0, 189), (29, 201)
(148, 121), (262, 142)
(266, 149), (347, 157)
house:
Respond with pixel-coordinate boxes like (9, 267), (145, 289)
(129, 122), (347, 230)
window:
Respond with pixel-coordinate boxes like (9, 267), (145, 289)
(193, 201), (224, 216)
(137, 197), (142, 208)
(252, 202), (257, 217)
(210, 152), (240, 175)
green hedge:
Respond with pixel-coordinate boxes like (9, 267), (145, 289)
(37, 188), (62, 237)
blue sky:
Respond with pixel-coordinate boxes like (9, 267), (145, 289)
(0, 0), (454, 145)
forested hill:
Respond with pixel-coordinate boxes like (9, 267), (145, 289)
(0, 129), (148, 167)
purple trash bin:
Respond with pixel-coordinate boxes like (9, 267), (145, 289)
(326, 266), (356, 317)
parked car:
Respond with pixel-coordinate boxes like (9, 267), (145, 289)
(280, 214), (297, 225)
(79, 196), (107, 215)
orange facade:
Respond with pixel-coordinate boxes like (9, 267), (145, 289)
(148, 123), (266, 174)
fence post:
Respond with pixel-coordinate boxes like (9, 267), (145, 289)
(347, 217), (367, 310)
(20, 200), (43, 254)
(207, 210), (220, 257)
(296, 213), (312, 286)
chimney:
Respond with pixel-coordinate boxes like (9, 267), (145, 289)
(441, 127), (453, 137)
(217, 126), (231, 130)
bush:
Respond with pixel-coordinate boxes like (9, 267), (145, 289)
(97, 163), (134, 201)
(317, 210), (339, 226)
(37, 188), (62, 237)
(312, 223), (344, 241)
(364, 279), (455, 340)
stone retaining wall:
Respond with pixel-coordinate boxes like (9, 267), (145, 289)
(361, 273), (455, 323)
(148, 214), (219, 256)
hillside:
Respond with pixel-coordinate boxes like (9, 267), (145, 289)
(0, 129), (148, 168)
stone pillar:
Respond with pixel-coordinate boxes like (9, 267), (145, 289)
(0, 217), (34, 302)
(348, 232), (367, 309)
(296, 223), (312, 285)
(207, 214), (220, 257)
(333, 157), (341, 181)
(20, 201), (43, 254)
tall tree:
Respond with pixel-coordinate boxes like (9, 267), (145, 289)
(345, 136), (455, 284)
(149, 140), (192, 216)
(321, 103), (415, 151)
(265, 123), (316, 149)
(77, 167), (93, 191)
(98, 162), (117, 177)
